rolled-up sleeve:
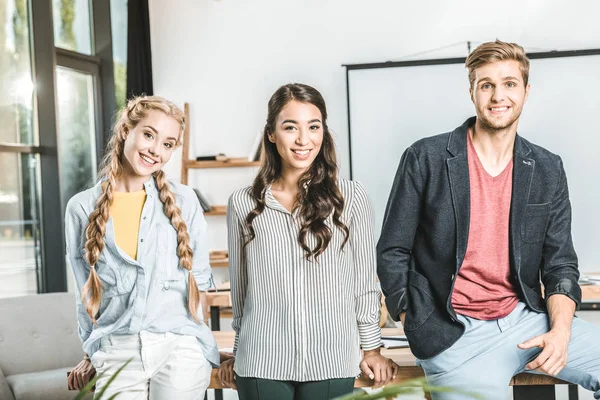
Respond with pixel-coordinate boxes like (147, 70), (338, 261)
(65, 198), (94, 344)
(227, 195), (248, 355)
(187, 196), (213, 292)
(350, 182), (382, 351)
(541, 158), (581, 307)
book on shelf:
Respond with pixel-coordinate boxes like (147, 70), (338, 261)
(248, 131), (263, 162)
(209, 281), (231, 292)
(381, 335), (409, 349)
(196, 153), (229, 162)
(193, 188), (211, 212)
(209, 250), (228, 260)
(579, 275), (600, 286)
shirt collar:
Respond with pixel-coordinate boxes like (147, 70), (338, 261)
(265, 184), (293, 215)
(92, 176), (159, 197)
(143, 177), (159, 196)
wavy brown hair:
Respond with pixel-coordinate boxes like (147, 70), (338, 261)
(81, 95), (202, 324)
(466, 39), (530, 89)
(245, 83), (349, 260)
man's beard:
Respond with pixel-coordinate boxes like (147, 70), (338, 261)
(478, 108), (522, 133)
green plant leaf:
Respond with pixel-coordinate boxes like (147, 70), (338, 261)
(90, 358), (133, 400)
(73, 374), (100, 400)
(334, 378), (484, 400)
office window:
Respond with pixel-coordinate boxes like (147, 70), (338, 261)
(0, 0), (36, 145)
(52, 0), (93, 55)
(0, 0), (42, 297)
(56, 66), (99, 209)
(0, 153), (42, 298)
(0, 0), (116, 297)
(111, 0), (127, 109)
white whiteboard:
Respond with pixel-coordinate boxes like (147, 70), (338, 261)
(347, 53), (600, 272)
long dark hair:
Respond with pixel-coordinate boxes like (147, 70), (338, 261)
(245, 83), (349, 260)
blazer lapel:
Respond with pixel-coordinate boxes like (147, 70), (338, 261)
(446, 117), (475, 272)
(447, 156), (470, 271)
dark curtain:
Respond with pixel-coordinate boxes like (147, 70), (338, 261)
(126, 0), (153, 98)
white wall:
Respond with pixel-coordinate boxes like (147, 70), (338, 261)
(149, 0), (600, 284)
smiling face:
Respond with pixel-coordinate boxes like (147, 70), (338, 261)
(268, 100), (324, 174)
(470, 60), (530, 133)
(121, 109), (180, 179)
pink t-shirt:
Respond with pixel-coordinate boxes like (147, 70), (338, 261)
(451, 129), (520, 320)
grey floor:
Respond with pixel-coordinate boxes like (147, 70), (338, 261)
(206, 311), (600, 400)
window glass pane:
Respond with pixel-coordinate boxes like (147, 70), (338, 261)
(110, 0), (127, 109)
(52, 0), (92, 55)
(56, 66), (98, 210)
(0, 0), (36, 145)
(0, 152), (42, 298)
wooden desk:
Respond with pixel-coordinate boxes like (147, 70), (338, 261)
(205, 291), (231, 330)
(581, 283), (600, 310)
(207, 280), (600, 323)
(207, 274), (600, 312)
(209, 329), (575, 400)
(205, 282), (595, 399)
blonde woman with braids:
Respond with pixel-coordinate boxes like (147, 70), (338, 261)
(65, 95), (219, 399)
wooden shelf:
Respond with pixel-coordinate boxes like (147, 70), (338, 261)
(180, 103), (261, 185)
(210, 259), (228, 268)
(204, 205), (227, 216)
(209, 250), (228, 267)
(206, 291), (231, 307)
(185, 158), (261, 169)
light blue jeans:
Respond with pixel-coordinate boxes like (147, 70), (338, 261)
(416, 302), (600, 400)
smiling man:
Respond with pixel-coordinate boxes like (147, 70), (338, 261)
(377, 40), (600, 399)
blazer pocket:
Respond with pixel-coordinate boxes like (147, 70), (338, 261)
(404, 270), (436, 332)
(521, 203), (551, 243)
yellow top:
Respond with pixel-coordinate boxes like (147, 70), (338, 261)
(109, 190), (147, 260)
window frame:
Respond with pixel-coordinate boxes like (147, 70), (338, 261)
(7, 0), (118, 294)
(56, 48), (105, 168)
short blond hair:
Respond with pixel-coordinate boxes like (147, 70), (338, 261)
(466, 40), (530, 88)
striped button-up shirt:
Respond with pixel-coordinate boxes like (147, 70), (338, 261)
(227, 179), (382, 381)
(65, 178), (220, 367)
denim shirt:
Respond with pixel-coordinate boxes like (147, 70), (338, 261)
(65, 178), (219, 367)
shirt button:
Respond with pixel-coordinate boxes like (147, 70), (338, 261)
(140, 239), (144, 242)
(143, 217), (147, 220)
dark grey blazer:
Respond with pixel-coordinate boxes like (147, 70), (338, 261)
(377, 117), (581, 360)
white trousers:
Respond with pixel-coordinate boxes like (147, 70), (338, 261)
(90, 331), (212, 400)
